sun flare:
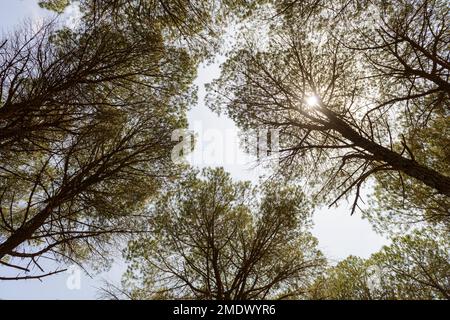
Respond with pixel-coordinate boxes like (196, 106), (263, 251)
(305, 95), (319, 107)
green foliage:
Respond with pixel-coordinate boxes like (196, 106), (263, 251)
(308, 256), (375, 300)
(120, 168), (326, 300)
(42, 0), (258, 60)
(206, 0), (450, 229)
(1, 0), (448, 293)
(0, 0), (205, 278)
(38, 0), (70, 13)
(310, 229), (450, 300)
(369, 102), (450, 234)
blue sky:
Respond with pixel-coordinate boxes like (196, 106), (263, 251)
(0, 0), (388, 299)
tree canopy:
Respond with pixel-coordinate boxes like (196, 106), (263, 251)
(114, 168), (326, 299)
(0, 0), (448, 300)
(309, 229), (449, 299)
(207, 0), (450, 229)
(0, 1), (202, 279)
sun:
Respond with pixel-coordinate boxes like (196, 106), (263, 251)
(305, 95), (319, 107)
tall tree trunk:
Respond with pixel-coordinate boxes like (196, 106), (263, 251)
(0, 204), (55, 259)
(323, 108), (450, 196)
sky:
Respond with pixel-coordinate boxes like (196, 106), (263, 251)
(0, 0), (388, 299)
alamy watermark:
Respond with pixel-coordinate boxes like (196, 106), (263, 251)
(171, 122), (281, 167)
(66, 265), (81, 290)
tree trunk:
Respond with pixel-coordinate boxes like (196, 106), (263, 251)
(324, 108), (450, 197)
(0, 204), (55, 259)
